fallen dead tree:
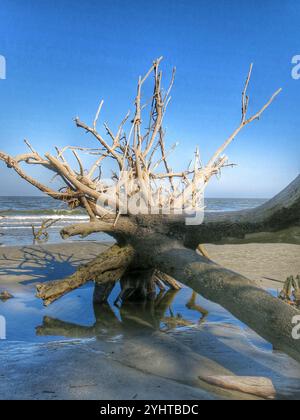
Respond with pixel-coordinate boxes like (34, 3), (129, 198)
(1, 58), (300, 365)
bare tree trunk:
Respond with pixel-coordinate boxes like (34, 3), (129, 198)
(183, 175), (300, 247)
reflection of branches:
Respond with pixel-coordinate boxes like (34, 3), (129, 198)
(37, 288), (209, 339)
(36, 303), (122, 338)
(31, 219), (60, 244)
(186, 291), (209, 321)
(160, 291), (209, 331)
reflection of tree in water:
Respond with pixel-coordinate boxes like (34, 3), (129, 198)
(36, 288), (209, 339)
(162, 291), (209, 331)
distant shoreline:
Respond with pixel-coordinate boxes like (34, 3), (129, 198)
(0, 196), (268, 247)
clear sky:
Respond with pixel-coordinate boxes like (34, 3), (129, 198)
(0, 0), (299, 197)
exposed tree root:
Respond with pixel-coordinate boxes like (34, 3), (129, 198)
(115, 269), (182, 306)
(115, 269), (157, 305)
(155, 271), (182, 290)
(35, 244), (182, 307)
(93, 281), (116, 304)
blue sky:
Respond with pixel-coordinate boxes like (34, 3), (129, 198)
(0, 0), (299, 197)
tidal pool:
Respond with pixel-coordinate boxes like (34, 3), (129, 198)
(0, 279), (272, 354)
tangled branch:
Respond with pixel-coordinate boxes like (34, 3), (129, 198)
(0, 59), (281, 225)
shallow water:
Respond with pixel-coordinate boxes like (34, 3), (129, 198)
(0, 280), (272, 354)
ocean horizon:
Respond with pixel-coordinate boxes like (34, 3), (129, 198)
(0, 196), (267, 246)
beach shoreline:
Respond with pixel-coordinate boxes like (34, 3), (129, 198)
(0, 196), (267, 247)
(0, 241), (300, 400)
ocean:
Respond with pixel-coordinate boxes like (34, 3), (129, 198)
(0, 196), (267, 246)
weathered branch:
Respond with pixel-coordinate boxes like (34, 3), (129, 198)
(60, 217), (136, 240)
(206, 62), (282, 173)
(36, 244), (135, 306)
(0, 152), (80, 200)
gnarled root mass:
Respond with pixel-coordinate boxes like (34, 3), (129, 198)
(34, 174), (300, 366)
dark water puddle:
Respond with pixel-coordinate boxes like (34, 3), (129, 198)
(0, 281), (272, 354)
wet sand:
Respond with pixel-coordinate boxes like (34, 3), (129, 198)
(0, 242), (300, 400)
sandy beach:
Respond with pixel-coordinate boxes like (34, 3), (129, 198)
(0, 241), (299, 400)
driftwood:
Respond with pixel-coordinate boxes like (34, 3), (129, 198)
(36, 244), (135, 306)
(31, 218), (59, 243)
(1, 58), (300, 366)
(198, 376), (277, 400)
